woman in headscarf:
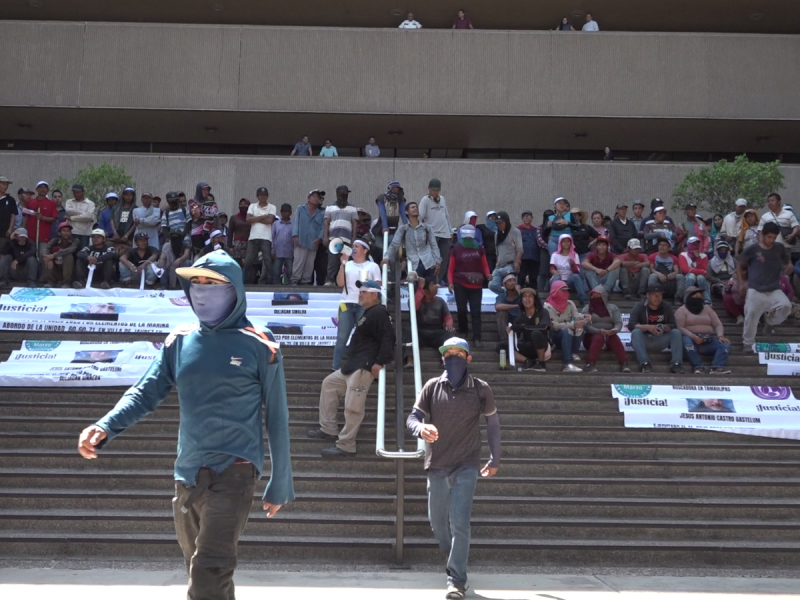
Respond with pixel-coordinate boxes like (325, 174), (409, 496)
(510, 287), (551, 372)
(735, 209), (759, 256)
(227, 198), (252, 266)
(448, 224), (491, 348)
(707, 239), (736, 297)
(548, 234), (589, 304)
(675, 286), (732, 375)
(543, 280), (587, 372)
(678, 236), (711, 305)
(581, 286), (629, 373)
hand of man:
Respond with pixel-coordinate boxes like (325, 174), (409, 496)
(419, 424), (439, 443)
(370, 364), (383, 379)
(600, 329), (611, 336)
(323, 236), (329, 246)
(481, 462), (498, 477)
(448, 284), (454, 293)
(262, 502), (283, 518)
(598, 269), (607, 277)
(88, 256), (98, 265)
(693, 334), (705, 345)
(380, 259), (388, 266)
(656, 273), (666, 282)
(10, 260), (17, 270)
(720, 336), (731, 344)
(78, 425), (108, 459)
(434, 263), (441, 278)
(173, 259), (181, 268)
(514, 262), (521, 274)
(446, 325), (455, 333)
(313, 238), (320, 247)
(667, 273), (676, 280)
(43, 254), (53, 261)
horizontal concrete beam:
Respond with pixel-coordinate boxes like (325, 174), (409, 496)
(2, 152), (797, 221)
(1, 22), (798, 120)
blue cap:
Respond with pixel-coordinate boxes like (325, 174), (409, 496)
(356, 280), (381, 292)
(439, 337), (471, 356)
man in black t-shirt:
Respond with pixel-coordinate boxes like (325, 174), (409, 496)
(0, 176), (18, 247)
(739, 221), (792, 352)
(628, 283), (684, 373)
(404, 276), (455, 367)
(119, 232), (159, 287)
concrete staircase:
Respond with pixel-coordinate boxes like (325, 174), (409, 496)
(0, 291), (799, 567)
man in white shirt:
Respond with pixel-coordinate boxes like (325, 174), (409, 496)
(132, 192), (162, 250)
(419, 178), (453, 284)
(64, 183), (95, 249)
(582, 13), (600, 31)
(243, 186), (277, 284)
(399, 13), (422, 29)
(719, 198), (748, 246)
(758, 192), (799, 248)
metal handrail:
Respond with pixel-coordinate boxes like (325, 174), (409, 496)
(375, 231), (425, 460)
(405, 278), (426, 455)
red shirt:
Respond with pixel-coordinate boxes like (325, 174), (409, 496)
(453, 16), (473, 29)
(25, 197), (58, 243)
(586, 251), (617, 270)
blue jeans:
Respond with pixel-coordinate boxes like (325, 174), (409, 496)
(682, 335), (731, 368)
(549, 274), (588, 304)
(550, 328), (584, 365)
(273, 257), (294, 284)
(489, 264), (515, 295)
(119, 262), (157, 285)
(684, 273), (711, 304)
(332, 303), (364, 371)
(427, 464), (479, 589)
(585, 268), (620, 295)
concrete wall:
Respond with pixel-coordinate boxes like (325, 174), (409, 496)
(1, 21), (799, 119)
(2, 152), (797, 220)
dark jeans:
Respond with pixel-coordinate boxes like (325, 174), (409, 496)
(325, 250), (342, 284)
(0, 254), (38, 283)
(518, 259), (539, 289)
(243, 238), (272, 284)
(76, 258), (115, 284)
(537, 248), (551, 293)
(453, 283), (482, 341)
(437, 237), (451, 284)
(550, 328), (584, 365)
(173, 463), (256, 600)
(314, 243), (328, 286)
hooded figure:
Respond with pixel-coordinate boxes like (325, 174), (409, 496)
(80, 250), (294, 595)
(580, 285), (629, 372)
(112, 188), (138, 241)
(457, 211), (484, 246)
(189, 182), (220, 244)
(375, 180), (408, 233)
(494, 211), (512, 247)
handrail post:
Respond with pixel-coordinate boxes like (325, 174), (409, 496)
(407, 278), (426, 453)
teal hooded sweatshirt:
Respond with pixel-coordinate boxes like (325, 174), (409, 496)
(95, 250), (294, 505)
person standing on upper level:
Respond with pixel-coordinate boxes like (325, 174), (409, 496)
(399, 12), (422, 28)
(452, 9), (474, 29)
(582, 13), (600, 31)
(319, 140), (338, 157)
(290, 134), (312, 156)
(365, 136), (380, 158)
(419, 178), (453, 284)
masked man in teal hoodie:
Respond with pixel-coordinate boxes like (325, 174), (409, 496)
(78, 250), (294, 600)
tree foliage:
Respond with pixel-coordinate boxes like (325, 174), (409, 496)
(53, 163), (135, 218)
(671, 155), (784, 216)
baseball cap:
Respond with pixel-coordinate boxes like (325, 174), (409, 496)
(0, 176), (12, 184)
(687, 236), (700, 244)
(439, 337), (471, 356)
(256, 186), (269, 195)
(716, 240), (730, 249)
(336, 185), (352, 194)
(654, 206), (666, 213)
(308, 188), (324, 197)
(355, 280), (381, 292)
(596, 236), (610, 245)
(134, 232), (149, 241)
(36, 180), (49, 189)
(176, 256), (231, 283)
(520, 287), (537, 297)
(646, 283), (664, 294)
(105, 192), (118, 200)
(465, 210), (477, 219)
(685, 202), (697, 210)
(57, 221), (72, 230)
(140, 191), (153, 199)
(486, 210), (498, 218)
(14, 228), (29, 239)
(122, 187), (135, 193)
(616, 203), (628, 209)
(553, 196), (566, 205)
(521, 209), (533, 217)
(71, 183), (84, 191)
(633, 200), (645, 207)
(428, 178), (441, 190)
(502, 273), (517, 284)
(627, 238), (642, 249)
(459, 224), (476, 239)
(91, 228), (106, 237)
(652, 198), (664, 205)
(735, 198), (748, 207)
(166, 191), (179, 201)
(208, 229), (223, 239)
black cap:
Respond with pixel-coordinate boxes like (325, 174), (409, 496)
(71, 183), (85, 192)
(280, 203), (292, 211)
(134, 232), (149, 241)
(685, 202), (697, 210)
(521, 209), (533, 217)
(652, 198), (664, 204)
(616, 203), (628, 209)
(646, 283), (664, 294)
(17, 187), (26, 195)
(166, 191), (179, 201)
(336, 185), (352, 194)
(256, 187), (269, 196)
(633, 200), (645, 207)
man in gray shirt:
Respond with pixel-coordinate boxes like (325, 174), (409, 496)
(364, 137), (380, 158)
(383, 201), (441, 278)
(418, 178), (453, 284)
(488, 211), (523, 294)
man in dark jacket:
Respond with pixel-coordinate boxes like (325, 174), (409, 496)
(628, 283), (684, 373)
(608, 203), (639, 255)
(75, 228), (117, 289)
(42, 221), (80, 287)
(476, 210), (499, 273)
(0, 227), (38, 287)
(78, 251), (293, 600)
(308, 279), (395, 457)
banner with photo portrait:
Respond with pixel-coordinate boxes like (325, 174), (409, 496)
(612, 384), (800, 440)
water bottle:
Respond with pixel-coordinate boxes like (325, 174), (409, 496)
(573, 317), (584, 337)
(499, 349), (507, 370)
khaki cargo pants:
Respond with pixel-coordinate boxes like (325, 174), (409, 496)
(318, 368), (375, 453)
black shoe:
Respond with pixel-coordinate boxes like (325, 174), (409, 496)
(623, 293), (632, 300)
(693, 365), (706, 375)
(320, 446), (356, 458)
(670, 362), (685, 374)
(306, 428), (337, 440)
(640, 362), (653, 373)
(620, 363), (631, 373)
(472, 340), (483, 349)
(530, 360), (547, 372)
(710, 367), (731, 375)
(520, 359), (534, 371)
(584, 363), (598, 373)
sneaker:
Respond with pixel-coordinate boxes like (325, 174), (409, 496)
(530, 360), (547, 373)
(693, 366), (706, 375)
(740, 344), (755, 354)
(584, 363), (598, 373)
(640, 362), (653, 373)
(562, 363), (583, 373)
(520, 359), (534, 371)
(26, 280), (37, 288)
(446, 585), (466, 600)
(60, 283), (71, 288)
(307, 428), (337, 440)
(571, 353), (582, 363)
(73, 281), (84, 289)
(736, 315), (744, 325)
(41, 283), (52, 288)
(320, 446), (356, 458)
(623, 293), (632, 300)
(323, 281), (334, 287)
(670, 362), (685, 374)
(100, 282), (111, 290)
(620, 363), (631, 373)
(710, 367), (731, 375)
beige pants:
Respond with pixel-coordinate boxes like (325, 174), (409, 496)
(319, 368), (375, 453)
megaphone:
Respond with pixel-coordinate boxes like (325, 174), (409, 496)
(328, 237), (352, 257)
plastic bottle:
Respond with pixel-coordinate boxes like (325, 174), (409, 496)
(499, 349), (507, 370)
